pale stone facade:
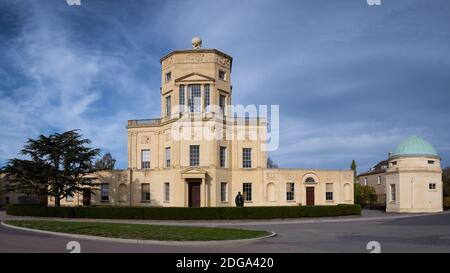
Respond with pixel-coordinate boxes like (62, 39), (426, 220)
(52, 38), (354, 208)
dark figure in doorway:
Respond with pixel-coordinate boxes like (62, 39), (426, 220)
(235, 192), (244, 207)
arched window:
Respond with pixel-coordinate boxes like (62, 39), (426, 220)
(266, 183), (276, 202)
(118, 183), (127, 202)
(344, 183), (351, 201)
(305, 177), (315, 183)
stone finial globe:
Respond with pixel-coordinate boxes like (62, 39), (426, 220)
(191, 37), (202, 49)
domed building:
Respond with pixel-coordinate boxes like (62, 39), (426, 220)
(385, 136), (443, 213)
(358, 136), (443, 213)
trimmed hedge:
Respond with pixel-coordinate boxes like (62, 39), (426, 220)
(6, 204), (361, 220)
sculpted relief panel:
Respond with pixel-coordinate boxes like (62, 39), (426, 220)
(186, 54), (205, 63)
(216, 56), (231, 68)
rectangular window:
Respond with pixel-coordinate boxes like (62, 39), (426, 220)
(220, 146), (227, 168)
(377, 176), (381, 185)
(364, 177), (368, 186)
(101, 184), (109, 202)
(179, 85), (185, 111)
(165, 147), (171, 168)
(188, 84), (201, 113)
(219, 94), (226, 113)
(204, 84), (210, 111)
(219, 70), (226, 80)
(165, 71), (171, 82)
(429, 183), (436, 190)
(243, 148), (252, 168)
(326, 183), (333, 201)
(220, 182), (228, 202)
(141, 149), (150, 169)
(391, 161), (397, 166)
(66, 194), (74, 202)
(65, 185), (73, 202)
(141, 183), (150, 202)
(428, 160), (435, 165)
(243, 183), (252, 202)
(190, 145), (200, 166)
(286, 183), (295, 201)
(390, 184), (396, 202)
(165, 95), (171, 117)
(164, 182), (170, 202)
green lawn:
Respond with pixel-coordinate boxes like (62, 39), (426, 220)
(4, 220), (271, 241)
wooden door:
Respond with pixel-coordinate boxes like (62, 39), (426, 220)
(306, 187), (315, 206)
(188, 182), (201, 207)
(82, 189), (91, 206)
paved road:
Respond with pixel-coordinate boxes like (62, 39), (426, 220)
(0, 210), (449, 253)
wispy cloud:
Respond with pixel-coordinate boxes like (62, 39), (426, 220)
(1, 0), (449, 172)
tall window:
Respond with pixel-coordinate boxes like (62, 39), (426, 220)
(204, 84), (210, 111)
(326, 183), (333, 201)
(165, 95), (171, 117)
(377, 176), (381, 185)
(390, 184), (396, 202)
(364, 177), (368, 186)
(219, 94), (226, 113)
(243, 148), (252, 168)
(164, 182), (170, 202)
(141, 183), (150, 202)
(243, 183), (252, 202)
(188, 84), (201, 113)
(220, 146), (227, 168)
(101, 184), (109, 202)
(190, 145), (200, 166)
(165, 147), (171, 168)
(286, 183), (295, 201)
(179, 85), (185, 112)
(165, 71), (171, 82)
(141, 149), (150, 169)
(220, 182), (228, 202)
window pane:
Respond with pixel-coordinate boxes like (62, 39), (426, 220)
(188, 84), (201, 113)
(101, 184), (109, 201)
(326, 183), (333, 201)
(164, 183), (170, 202)
(141, 149), (150, 169)
(243, 148), (252, 168)
(220, 146), (226, 168)
(204, 84), (210, 112)
(243, 183), (252, 202)
(286, 183), (295, 201)
(179, 85), (185, 110)
(141, 183), (150, 202)
(165, 147), (171, 168)
(190, 145), (199, 166)
(221, 182), (227, 202)
(219, 94), (226, 113)
(166, 95), (171, 117)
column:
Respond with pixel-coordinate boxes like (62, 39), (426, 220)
(201, 177), (206, 207)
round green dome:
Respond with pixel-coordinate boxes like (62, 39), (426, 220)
(392, 136), (438, 157)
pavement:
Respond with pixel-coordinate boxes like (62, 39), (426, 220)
(0, 209), (449, 253)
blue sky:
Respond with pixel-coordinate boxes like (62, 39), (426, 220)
(1, 0), (449, 174)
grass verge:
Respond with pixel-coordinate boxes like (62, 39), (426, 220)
(4, 220), (271, 241)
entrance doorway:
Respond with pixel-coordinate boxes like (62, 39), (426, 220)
(188, 182), (201, 207)
(306, 187), (315, 206)
(82, 188), (91, 206)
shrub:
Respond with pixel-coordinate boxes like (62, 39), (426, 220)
(7, 204), (361, 220)
(444, 197), (450, 210)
